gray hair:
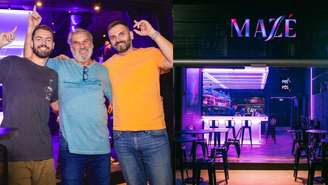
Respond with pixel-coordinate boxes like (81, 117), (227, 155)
(67, 28), (93, 45)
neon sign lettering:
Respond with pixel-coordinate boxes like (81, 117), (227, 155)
(231, 15), (296, 41)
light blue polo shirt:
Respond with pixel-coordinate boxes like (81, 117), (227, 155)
(47, 58), (112, 154)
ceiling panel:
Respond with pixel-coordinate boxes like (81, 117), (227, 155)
(203, 67), (269, 89)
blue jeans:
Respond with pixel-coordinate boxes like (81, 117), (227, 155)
(60, 136), (110, 185)
(113, 129), (173, 185)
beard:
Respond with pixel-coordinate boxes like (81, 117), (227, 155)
(114, 38), (132, 53)
(32, 45), (53, 58)
(71, 47), (93, 63)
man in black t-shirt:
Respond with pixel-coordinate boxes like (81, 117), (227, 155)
(0, 19), (58, 185)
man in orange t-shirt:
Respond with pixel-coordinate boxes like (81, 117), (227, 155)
(103, 19), (173, 185)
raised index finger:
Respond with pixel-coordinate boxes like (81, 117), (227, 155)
(11, 26), (18, 33)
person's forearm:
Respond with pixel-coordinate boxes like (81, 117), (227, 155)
(25, 6), (41, 58)
(133, 20), (173, 69)
(152, 33), (173, 68)
(24, 25), (34, 58)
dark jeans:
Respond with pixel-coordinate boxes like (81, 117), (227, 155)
(60, 136), (110, 185)
(113, 129), (173, 185)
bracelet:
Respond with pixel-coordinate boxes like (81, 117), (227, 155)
(150, 31), (160, 40)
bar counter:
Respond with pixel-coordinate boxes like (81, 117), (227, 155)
(202, 116), (268, 144)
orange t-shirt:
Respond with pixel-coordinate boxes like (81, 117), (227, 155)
(103, 47), (166, 131)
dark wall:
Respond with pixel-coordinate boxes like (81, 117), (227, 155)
(265, 68), (307, 96)
(173, 1), (328, 59)
(264, 68), (309, 126)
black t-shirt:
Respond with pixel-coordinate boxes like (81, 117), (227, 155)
(0, 56), (58, 161)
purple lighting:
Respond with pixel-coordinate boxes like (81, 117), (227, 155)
(203, 67), (269, 89)
(203, 72), (227, 89)
(183, 68), (202, 129)
(0, 112), (2, 125)
(310, 67), (313, 119)
(203, 67), (268, 73)
(70, 14), (82, 32)
(0, 9), (30, 58)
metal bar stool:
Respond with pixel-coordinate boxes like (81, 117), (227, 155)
(241, 120), (253, 148)
(208, 120), (219, 146)
(225, 120), (236, 140)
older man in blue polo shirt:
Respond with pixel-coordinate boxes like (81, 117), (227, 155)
(24, 9), (112, 185)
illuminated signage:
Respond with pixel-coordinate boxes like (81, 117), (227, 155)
(231, 15), (296, 42)
(281, 77), (292, 92)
